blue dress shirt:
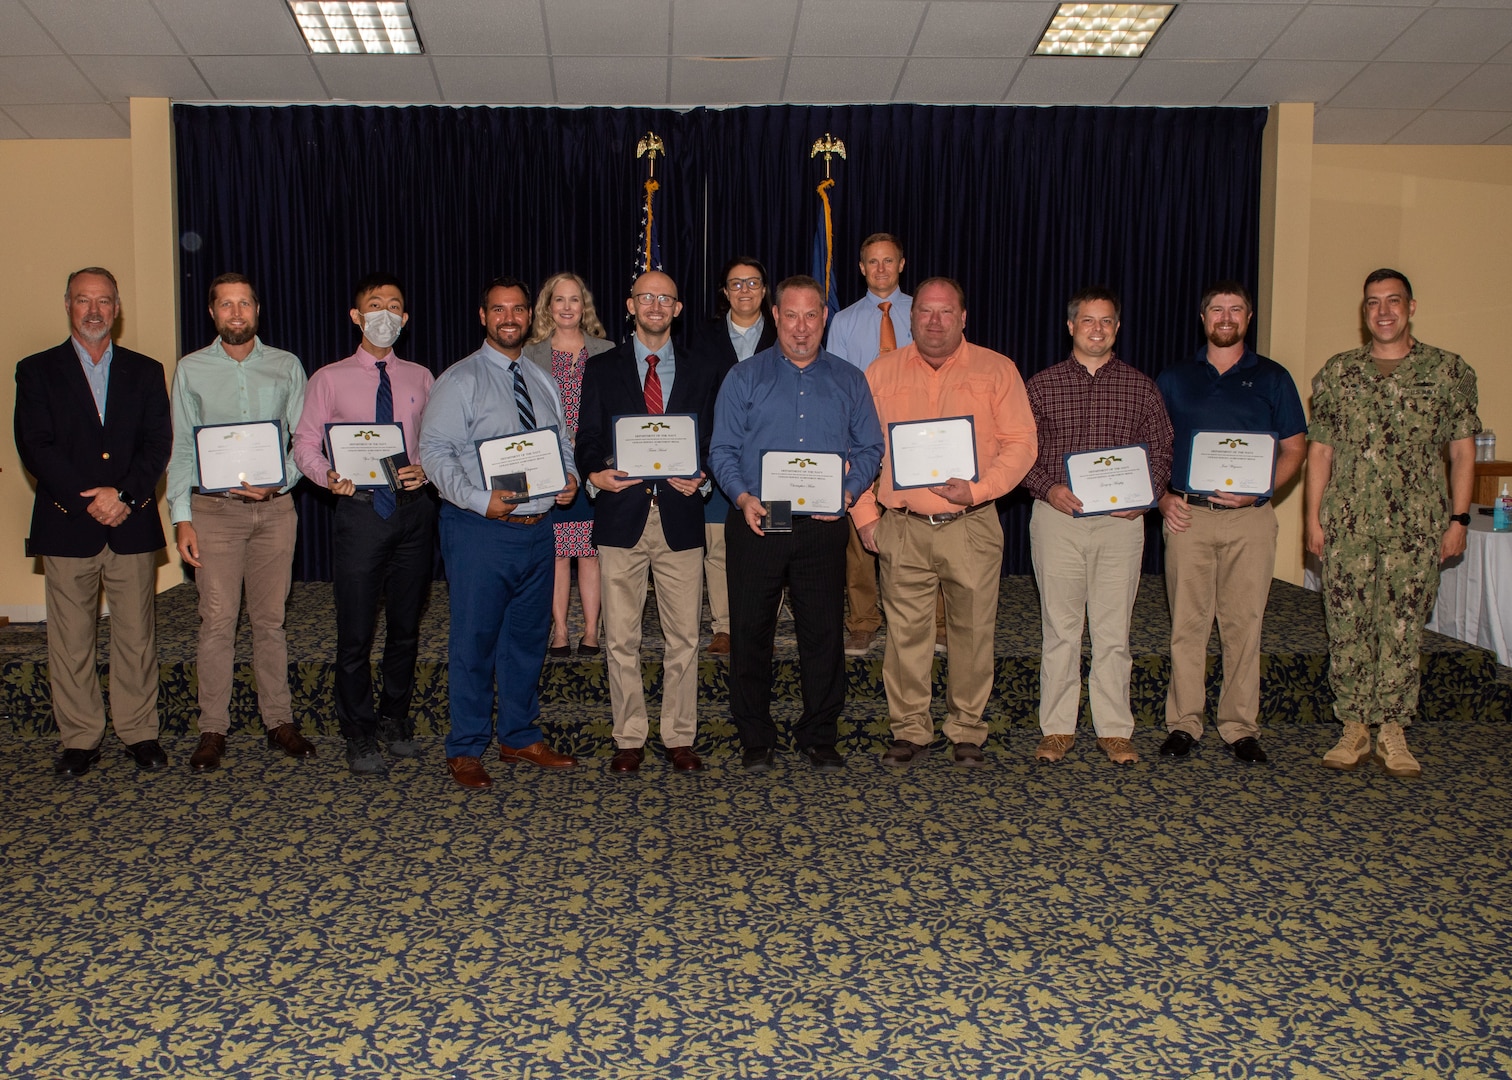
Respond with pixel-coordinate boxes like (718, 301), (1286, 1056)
(727, 315), (765, 363)
(633, 335), (675, 405)
(72, 337), (113, 422)
(826, 288), (912, 372)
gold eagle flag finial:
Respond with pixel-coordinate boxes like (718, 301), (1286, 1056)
(636, 130), (665, 178)
(810, 133), (846, 179)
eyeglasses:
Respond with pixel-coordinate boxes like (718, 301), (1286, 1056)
(633, 293), (678, 307)
(725, 278), (764, 293)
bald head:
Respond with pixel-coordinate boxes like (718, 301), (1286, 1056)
(627, 270), (682, 346)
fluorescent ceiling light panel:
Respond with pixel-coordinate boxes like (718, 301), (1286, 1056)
(1035, 3), (1174, 58)
(290, 1), (424, 55)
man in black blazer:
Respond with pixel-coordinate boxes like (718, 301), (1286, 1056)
(689, 257), (777, 658)
(14, 268), (173, 777)
(576, 270), (720, 774)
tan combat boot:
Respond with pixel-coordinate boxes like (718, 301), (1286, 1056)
(1321, 721), (1371, 771)
(1373, 722), (1422, 778)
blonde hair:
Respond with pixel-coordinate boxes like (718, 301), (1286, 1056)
(529, 272), (607, 343)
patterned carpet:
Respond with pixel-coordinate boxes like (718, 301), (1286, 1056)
(2, 717), (1511, 1079)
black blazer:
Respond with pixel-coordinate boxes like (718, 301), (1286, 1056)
(690, 314), (777, 379)
(14, 340), (172, 558)
(575, 338), (720, 552)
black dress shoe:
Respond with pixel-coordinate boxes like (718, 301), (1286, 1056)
(741, 747), (776, 773)
(54, 746), (102, 777)
(1231, 737), (1268, 763)
(800, 744), (845, 773)
(546, 643), (573, 659)
(124, 739), (169, 771)
(1159, 731), (1195, 758)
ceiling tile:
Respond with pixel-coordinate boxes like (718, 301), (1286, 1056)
(783, 56), (906, 101)
(550, 56), (668, 104)
(1307, 0), (1433, 6)
(1266, 6), (1422, 61)
(410, 0), (547, 56)
(670, 57), (785, 103)
(147, 0), (308, 55)
(912, 2), (1055, 58)
(0, 56), (101, 105)
(77, 54), (214, 100)
(1380, 7), (1512, 62)
(1328, 61), (1475, 108)
(26, 0), (179, 55)
(1146, 5), (1302, 60)
(674, 0), (799, 56)
(1115, 59), (1250, 104)
(195, 55), (326, 100)
(313, 56), (442, 101)
(1388, 108), (1512, 142)
(432, 55), (554, 102)
(546, 0), (669, 56)
(1436, 63), (1512, 109)
(792, 1), (925, 57)
(1006, 57), (1136, 104)
(0, 107), (29, 137)
(5, 102), (130, 137)
(1224, 59), (1364, 104)
(0, 0), (58, 55)
(895, 57), (1019, 102)
(1312, 106), (1420, 142)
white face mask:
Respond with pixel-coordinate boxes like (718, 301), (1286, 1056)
(363, 309), (404, 349)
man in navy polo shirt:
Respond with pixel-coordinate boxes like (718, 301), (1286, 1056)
(1155, 281), (1306, 763)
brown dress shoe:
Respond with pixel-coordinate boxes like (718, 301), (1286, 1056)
(706, 632), (731, 656)
(447, 755), (493, 788)
(267, 723), (317, 759)
(665, 746), (704, 772)
(190, 732), (227, 773)
(498, 740), (577, 769)
(611, 747), (645, 773)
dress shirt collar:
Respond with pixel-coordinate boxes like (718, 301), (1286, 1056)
(71, 336), (113, 368)
(633, 334), (674, 364)
(1067, 352), (1121, 379)
(353, 344), (400, 369)
(867, 287), (907, 306)
(205, 335), (266, 363)
(1196, 345), (1259, 375)
(908, 338), (968, 373)
(481, 340), (524, 369)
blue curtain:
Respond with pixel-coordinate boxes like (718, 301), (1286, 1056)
(174, 103), (1266, 579)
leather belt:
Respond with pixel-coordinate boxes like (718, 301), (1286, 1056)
(192, 488), (288, 501)
(884, 501), (993, 525)
(504, 512), (550, 524)
(1171, 489), (1236, 511)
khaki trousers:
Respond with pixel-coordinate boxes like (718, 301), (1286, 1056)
(600, 505), (703, 749)
(191, 494), (297, 734)
(703, 522), (728, 635)
(844, 519), (883, 634)
(1163, 503), (1277, 742)
(1029, 499), (1143, 739)
(43, 548), (159, 749)
(876, 507), (1001, 746)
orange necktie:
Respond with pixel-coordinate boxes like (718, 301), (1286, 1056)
(878, 301), (895, 355)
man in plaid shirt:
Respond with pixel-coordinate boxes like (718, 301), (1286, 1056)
(1022, 286), (1173, 765)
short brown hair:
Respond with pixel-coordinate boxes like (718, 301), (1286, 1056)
(65, 267), (119, 302)
(914, 276), (966, 308)
(773, 274), (825, 307)
(1067, 285), (1120, 323)
(209, 272), (259, 308)
(859, 232), (904, 260)
(1199, 280), (1252, 313)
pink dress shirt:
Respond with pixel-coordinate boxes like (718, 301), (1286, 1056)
(292, 346), (434, 488)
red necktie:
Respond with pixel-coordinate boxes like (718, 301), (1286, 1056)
(644, 354), (663, 414)
(879, 301), (896, 355)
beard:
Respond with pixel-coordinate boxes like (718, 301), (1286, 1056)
(1207, 324), (1244, 348)
(219, 324), (257, 346)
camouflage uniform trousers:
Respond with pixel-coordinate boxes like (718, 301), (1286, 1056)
(1320, 530), (1440, 728)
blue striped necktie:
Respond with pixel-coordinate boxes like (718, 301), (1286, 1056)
(511, 361), (537, 430)
(374, 361), (395, 519)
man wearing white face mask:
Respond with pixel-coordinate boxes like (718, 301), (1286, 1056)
(293, 273), (436, 775)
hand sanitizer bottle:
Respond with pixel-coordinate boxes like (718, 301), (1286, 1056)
(1495, 483), (1512, 533)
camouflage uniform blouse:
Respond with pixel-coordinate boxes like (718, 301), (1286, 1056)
(1308, 341), (1480, 540)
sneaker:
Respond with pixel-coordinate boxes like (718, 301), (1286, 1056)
(377, 717), (419, 759)
(843, 630), (876, 657)
(1035, 734), (1075, 763)
(881, 739), (930, 766)
(1097, 737), (1139, 764)
(1321, 722), (1371, 771)
(345, 736), (388, 777)
(1373, 722), (1422, 778)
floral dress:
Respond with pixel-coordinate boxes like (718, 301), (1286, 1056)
(551, 345), (596, 558)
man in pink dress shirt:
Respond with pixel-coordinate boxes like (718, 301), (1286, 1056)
(292, 273), (436, 776)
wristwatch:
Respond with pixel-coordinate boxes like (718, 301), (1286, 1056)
(116, 488), (134, 507)
(1450, 512), (1471, 527)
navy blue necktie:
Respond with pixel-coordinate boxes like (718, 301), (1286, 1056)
(374, 361), (395, 519)
(511, 361), (537, 430)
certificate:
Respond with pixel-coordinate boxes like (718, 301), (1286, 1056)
(612, 413), (700, 479)
(476, 426), (567, 500)
(1064, 444), (1156, 516)
(889, 416), (979, 491)
(194, 420), (286, 493)
(1186, 430), (1278, 497)
(760, 450), (844, 516)
(326, 423), (406, 489)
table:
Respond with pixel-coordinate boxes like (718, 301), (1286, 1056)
(1473, 460), (1512, 506)
(1428, 507), (1512, 666)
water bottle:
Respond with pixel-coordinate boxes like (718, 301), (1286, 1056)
(1475, 431), (1496, 462)
(1495, 483), (1511, 533)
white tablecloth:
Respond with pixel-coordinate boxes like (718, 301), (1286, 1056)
(1428, 509), (1512, 666)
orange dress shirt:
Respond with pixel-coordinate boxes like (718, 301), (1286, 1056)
(850, 338), (1037, 528)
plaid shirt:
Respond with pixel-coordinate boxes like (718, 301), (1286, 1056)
(1022, 356), (1173, 501)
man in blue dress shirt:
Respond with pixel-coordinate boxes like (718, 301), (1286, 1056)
(710, 275), (885, 773)
(419, 277), (581, 789)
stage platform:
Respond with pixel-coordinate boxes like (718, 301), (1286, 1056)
(2, 577), (1508, 754)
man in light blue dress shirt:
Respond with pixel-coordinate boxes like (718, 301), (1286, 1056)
(419, 277), (581, 790)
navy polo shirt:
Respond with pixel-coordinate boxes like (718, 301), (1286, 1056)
(1156, 346), (1306, 495)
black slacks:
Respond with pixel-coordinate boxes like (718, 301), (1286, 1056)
(333, 491), (436, 740)
(725, 508), (849, 750)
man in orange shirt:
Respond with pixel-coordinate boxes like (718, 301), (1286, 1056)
(851, 278), (1038, 766)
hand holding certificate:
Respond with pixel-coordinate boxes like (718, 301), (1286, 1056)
(1064, 444), (1156, 516)
(194, 420), (287, 493)
(1186, 431), (1277, 497)
(612, 414), (700, 479)
(760, 450), (843, 516)
(476, 426), (568, 501)
(889, 416), (979, 491)
(326, 422), (406, 489)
